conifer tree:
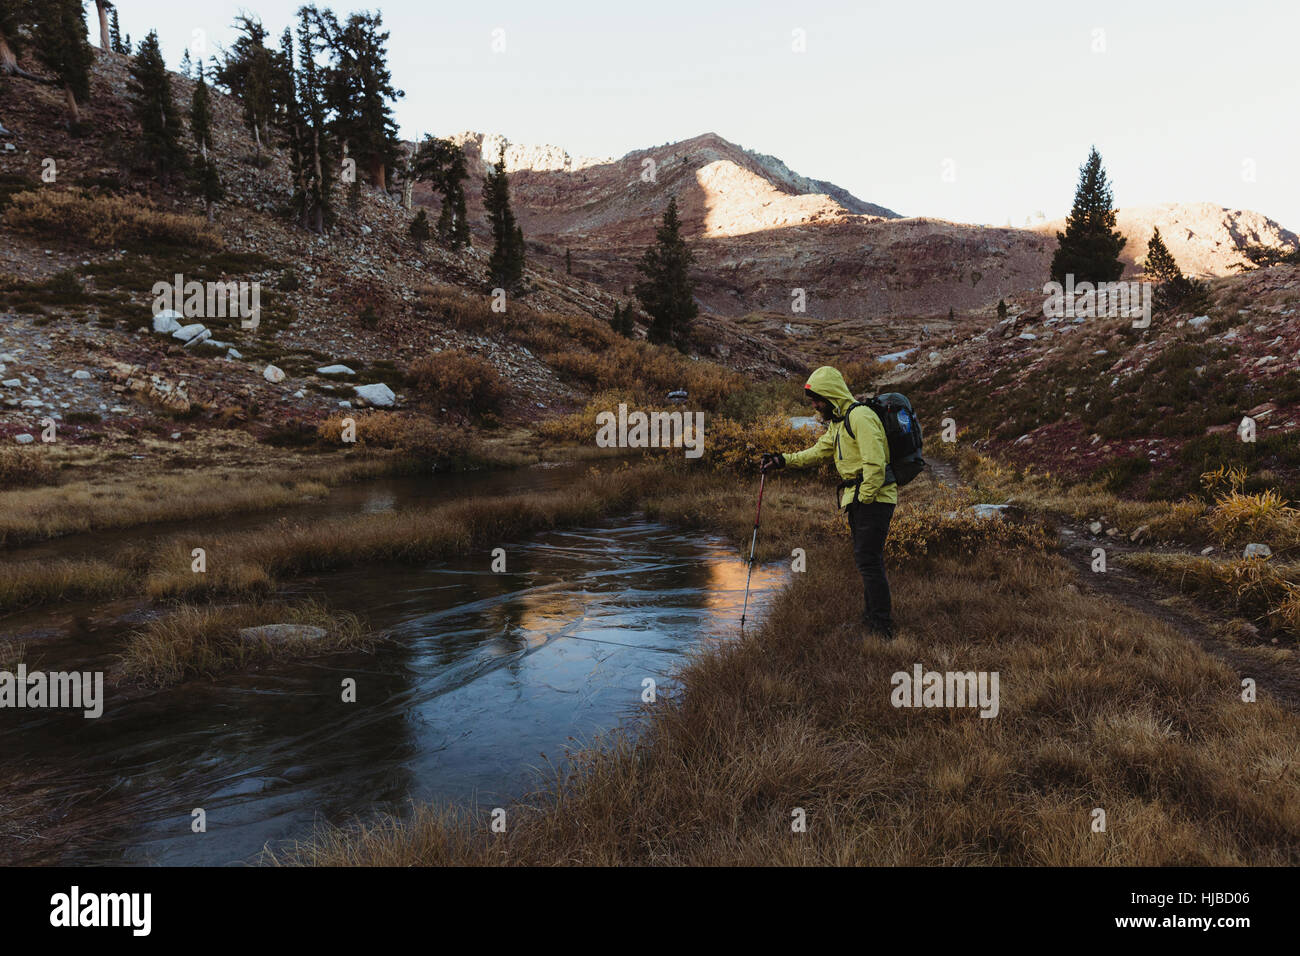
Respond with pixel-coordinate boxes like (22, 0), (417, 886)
(109, 8), (124, 54)
(128, 30), (185, 186)
(189, 72), (222, 220)
(415, 136), (471, 248)
(179, 48), (193, 78)
(633, 197), (698, 347)
(310, 8), (402, 191)
(483, 146), (524, 290)
(565, 248), (572, 275)
(31, 0), (94, 124)
(409, 208), (430, 248)
(291, 8), (333, 232)
(1142, 227), (1206, 311)
(215, 15), (276, 162)
(1050, 146), (1126, 285)
(996, 299), (1008, 321)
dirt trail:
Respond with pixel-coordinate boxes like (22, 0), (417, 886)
(927, 455), (1300, 712)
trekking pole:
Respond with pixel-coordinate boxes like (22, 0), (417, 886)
(739, 470), (767, 634)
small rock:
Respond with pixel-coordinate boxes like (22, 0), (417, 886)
(316, 364), (355, 376)
(1243, 543), (1272, 559)
(264, 365), (286, 384)
(1188, 315), (1210, 327)
(72, 369), (92, 380)
(153, 310), (183, 334)
(1, 378), (21, 388)
(227, 348), (243, 360)
(238, 624), (328, 645)
(1088, 521), (1103, 534)
(1200, 546), (1215, 556)
(170, 432), (181, 440)
(353, 382), (395, 407)
(172, 323), (208, 343)
(1129, 525), (1149, 542)
(14, 434), (34, 444)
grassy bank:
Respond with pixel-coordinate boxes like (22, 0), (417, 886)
(274, 508), (1300, 865)
(120, 600), (376, 687)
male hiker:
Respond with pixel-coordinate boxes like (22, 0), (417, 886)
(761, 366), (898, 639)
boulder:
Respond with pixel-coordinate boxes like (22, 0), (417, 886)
(182, 328), (212, 348)
(354, 382), (395, 407)
(238, 624), (328, 645)
(153, 310), (183, 334)
(172, 323), (208, 343)
(14, 433), (34, 444)
(263, 365), (286, 384)
(316, 364), (355, 376)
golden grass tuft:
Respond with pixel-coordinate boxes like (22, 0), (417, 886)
(119, 600), (375, 687)
(2, 190), (223, 250)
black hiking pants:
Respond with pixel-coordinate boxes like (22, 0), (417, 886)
(846, 500), (895, 636)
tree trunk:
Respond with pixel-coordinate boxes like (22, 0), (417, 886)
(96, 2), (111, 52)
(403, 179), (412, 211)
(369, 154), (386, 191)
(63, 85), (81, 125)
(0, 31), (51, 83)
(253, 122), (262, 163)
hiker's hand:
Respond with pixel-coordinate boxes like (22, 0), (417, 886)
(760, 452), (785, 473)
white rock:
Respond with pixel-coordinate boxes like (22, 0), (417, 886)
(293, 390), (305, 398)
(338, 400), (352, 408)
(968, 504), (1009, 520)
(170, 432), (181, 440)
(1243, 543), (1272, 559)
(182, 328), (212, 348)
(1188, 315), (1210, 327)
(172, 323), (208, 343)
(227, 348), (243, 360)
(1, 378), (21, 388)
(1200, 546), (1215, 555)
(72, 369), (92, 380)
(263, 365), (286, 384)
(1088, 521), (1103, 534)
(14, 433), (34, 444)
(153, 310), (183, 334)
(316, 364), (355, 376)
(353, 383), (395, 407)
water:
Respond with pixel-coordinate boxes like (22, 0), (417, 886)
(1, 475), (786, 866)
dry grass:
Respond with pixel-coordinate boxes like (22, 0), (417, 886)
(1123, 552), (1300, 638)
(273, 532), (1300, 865)
(0, 446), (59, 491)
(0, 450), (397, 549)
(2, 190), (223, 250)
(119, 600), (375, 687)
(0, 557), (133, 612)
(140, 463), (680, 601)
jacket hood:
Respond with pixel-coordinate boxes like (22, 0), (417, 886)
(804, 366), (856, 415)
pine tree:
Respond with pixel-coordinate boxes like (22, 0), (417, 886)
(610, 302), (634, 337)
(30, 0), (94, 124)
(291, 9), (333, 233)
(996, 299), (1008, 321)
(565, 248), (572, 275)
(1050, 146), (1126, 285)
(483, 146), (524, 290)
(1143, 227), (1206, 312)
(179, 49), (193, 79)
(109, 8), (123, 54)
(409, 208), (430, 248)
(189, 73), (222, 221)
(413, 135), (470, 247)
(633, 197), (698, 348)
(128, 31), (185, 187)
(215, 15), (276, 162)
(310, 8), (403, 191)
(0, 1), (33, 78)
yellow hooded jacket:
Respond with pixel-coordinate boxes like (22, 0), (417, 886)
(784, 366), (898, 507)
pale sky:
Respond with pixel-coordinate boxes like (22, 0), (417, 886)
(111, 0), (1299, 230)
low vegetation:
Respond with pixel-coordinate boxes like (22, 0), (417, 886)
(2, 191), (223, 251)
(272, 478), (1299, 865)
(120, 600), (376, 687)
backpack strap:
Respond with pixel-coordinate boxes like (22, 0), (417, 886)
(840, 401), (865, 440)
